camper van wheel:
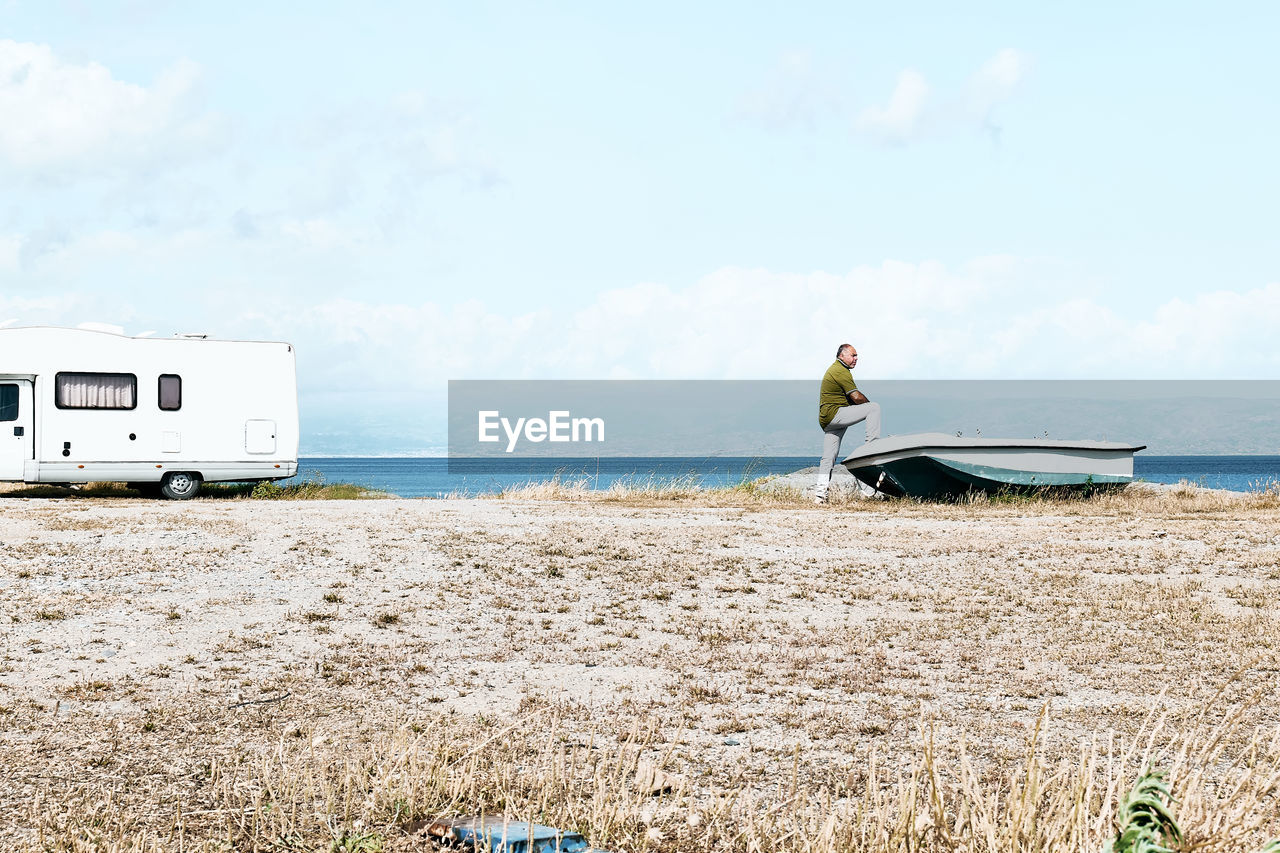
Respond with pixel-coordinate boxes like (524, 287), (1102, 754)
(159, 472), (203, 500)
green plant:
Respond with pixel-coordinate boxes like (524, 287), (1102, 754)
(1105, 768), (1181, 853)
(245, 473), (384, 500)
(328, 827), (383, 853)
(1105, 767), (1280, 853)
(251, 480), (284, 499)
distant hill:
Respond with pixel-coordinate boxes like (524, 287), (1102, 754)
(304, 381), (1280, 457)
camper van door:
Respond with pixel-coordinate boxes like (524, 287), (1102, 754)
(0, 379), (33, 480)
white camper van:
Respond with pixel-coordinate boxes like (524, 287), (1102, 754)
(0, 327), (299, 499)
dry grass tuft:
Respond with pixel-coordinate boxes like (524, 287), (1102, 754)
(484, 472), (873, 507)
(483, 474), (1280, 514)
(0, 481), (142, 499)
(10, 690), (1280, 852)
(0, 477), (387, 501)
(486, 473), (707, 502)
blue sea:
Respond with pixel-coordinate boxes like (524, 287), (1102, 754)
(283, 456), (1280, 498)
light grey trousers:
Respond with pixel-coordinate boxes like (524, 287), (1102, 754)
(816, 402), (882, 498)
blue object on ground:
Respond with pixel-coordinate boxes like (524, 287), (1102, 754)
(429, 817), (603, 853)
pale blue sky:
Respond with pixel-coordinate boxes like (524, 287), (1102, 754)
(2, 2), (1277, 452)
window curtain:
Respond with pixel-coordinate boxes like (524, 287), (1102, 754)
(57, 374), (135, 408)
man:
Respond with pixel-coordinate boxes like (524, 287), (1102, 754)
(815, 344), (881, 504)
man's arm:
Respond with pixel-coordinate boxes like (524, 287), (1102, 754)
(847, 390), (870, 405)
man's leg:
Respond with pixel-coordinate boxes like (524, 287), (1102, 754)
(815, 426), (847, 500)
(862, 402), (882, 441)
(816, 403), (883, 501)
(827, 403), (880, 441)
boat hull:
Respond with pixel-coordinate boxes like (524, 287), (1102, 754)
(842, 434), (1145, 500)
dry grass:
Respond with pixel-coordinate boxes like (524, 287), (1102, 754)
(488, 474), (1280, 514)
(485, 473), (864, 506)
(0, 481), (145, 499)
(0, 477), (386, 500)
(3, 491), (1280, 851)
(7, 684), (1280, 852)
(227, 478), (389, 500)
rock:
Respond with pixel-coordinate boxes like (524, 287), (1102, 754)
(751, 465), (874, 498)
(1125, 480), (1248, 498)
(635, 759), (685, 794)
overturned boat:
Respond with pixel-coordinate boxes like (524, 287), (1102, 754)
(842, 432), (1146, 500)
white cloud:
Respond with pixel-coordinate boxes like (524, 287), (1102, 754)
(951, 284), (1280, 378)
(738, 48), (1028, 142)
(0, 40), (225, 179)
(76, 321), (126, 334)
(228, 260), (1280, 392)
(969, 48), (1029, 105)
(0, 45), (493, 266)
(1122, 285), (1280, 374)
(854, 70), (929, 144)
(966, 48), (1030, 141)
(226, 91), (500, 243)
(0, 234), (20, 272)
(853, 49), (1030, 145)
(736, 50), (843, 130)
(279, 218), (369, 251)
(0, 291), (86, 327)
(6, 234), (1277, 387)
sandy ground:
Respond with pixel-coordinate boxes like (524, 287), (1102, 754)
(2, 491), (1279, 842)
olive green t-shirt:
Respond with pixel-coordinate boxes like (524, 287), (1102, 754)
(818, 360), (858, 429)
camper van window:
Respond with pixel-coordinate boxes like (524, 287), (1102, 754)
(0, 384), (16, 421)
(159, 374), (182, 410)
(55, 373), (137, 410)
